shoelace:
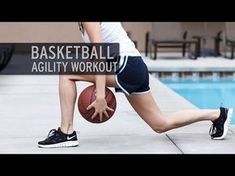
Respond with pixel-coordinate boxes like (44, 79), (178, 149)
(48, 129), (57, 138)
(209, 124), (217, 135)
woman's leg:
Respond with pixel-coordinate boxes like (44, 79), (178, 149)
(59, 74), (117, 134)
(125, 92), (220, 133)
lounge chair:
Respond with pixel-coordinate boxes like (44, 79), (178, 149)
(145, 22), (200, 60)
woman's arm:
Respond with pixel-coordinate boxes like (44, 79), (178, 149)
(83, 22), (113, 121)
(83, 22), (105, 98)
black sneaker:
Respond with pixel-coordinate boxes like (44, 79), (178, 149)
(209, 107), (233, 140)
(38, 128), (79, 148)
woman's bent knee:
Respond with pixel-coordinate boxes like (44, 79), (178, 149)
(151, 120), (169, 134)
(59, 75), (71, 82)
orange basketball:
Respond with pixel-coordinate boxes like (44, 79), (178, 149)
(78, 85), (117, 123)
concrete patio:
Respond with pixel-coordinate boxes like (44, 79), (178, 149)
(1, 67), (235, 154)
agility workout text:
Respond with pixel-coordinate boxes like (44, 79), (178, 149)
(30, 44), (119, 74)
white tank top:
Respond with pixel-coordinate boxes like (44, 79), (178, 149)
(79, 22), (141, 57)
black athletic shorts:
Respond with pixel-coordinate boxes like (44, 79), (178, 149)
(115, 56), (150, 95)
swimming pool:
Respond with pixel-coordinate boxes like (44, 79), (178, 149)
(160, 77), (235, 124)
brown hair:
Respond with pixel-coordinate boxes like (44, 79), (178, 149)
(78, 22), (84, 35)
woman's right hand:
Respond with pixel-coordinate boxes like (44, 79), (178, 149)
(87, 97), (114, 122)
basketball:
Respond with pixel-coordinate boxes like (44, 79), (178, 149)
(78, 85), (117, 123)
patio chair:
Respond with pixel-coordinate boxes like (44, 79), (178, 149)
(0, 44), (14, 72)
(212, 31), (223, 57)
(145, 22), (200, 60)
(214, 23), (235, 59)
(224, 22), (235, 59)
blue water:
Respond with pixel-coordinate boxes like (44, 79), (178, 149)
(160, 77), (235, 124)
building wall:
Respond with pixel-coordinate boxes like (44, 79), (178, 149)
(0, 22), (82, 42)
(121, 22), (152, 52)
(0, 22), (230, 53)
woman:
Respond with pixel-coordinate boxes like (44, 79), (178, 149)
(38, 22), (233, 148)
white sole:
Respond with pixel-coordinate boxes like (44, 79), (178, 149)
(212, 108), (233, 140)
(38, 140), (79, 148)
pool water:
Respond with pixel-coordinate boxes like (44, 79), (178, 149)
(160, 77), (235, 124)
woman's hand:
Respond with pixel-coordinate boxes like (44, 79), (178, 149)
(87, 97), (114, 122)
